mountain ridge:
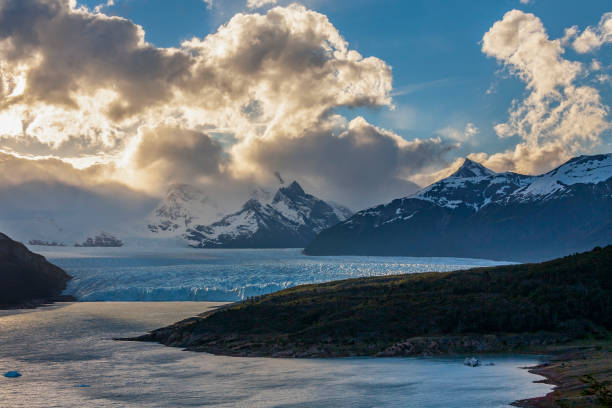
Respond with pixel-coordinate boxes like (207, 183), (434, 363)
(186, 181), (352, 248)
(147, 183), (221, 235)
(305, 153), (612, 261)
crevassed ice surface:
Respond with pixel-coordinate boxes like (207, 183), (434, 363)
(0, 302), (552, 408)
(38, 247), (512, 301)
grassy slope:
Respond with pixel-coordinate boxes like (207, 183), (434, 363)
(137, 246), (611, 358)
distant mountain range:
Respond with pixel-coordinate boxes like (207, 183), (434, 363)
(305, 154), (612, 261)
(147, 184), (221, 236)
(185, 181), (352, 248)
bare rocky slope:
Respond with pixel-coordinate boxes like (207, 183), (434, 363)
(0, 232), (73, 307)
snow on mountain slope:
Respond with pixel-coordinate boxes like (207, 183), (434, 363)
(305, 153), (612, 261)
(410, 154), (612, 211)
(186, 181), (352, 248)
(512, 154), (612, 201)
(412, 159), (532, 211)
(147, 184), (221, 235)
(329, 201), (354, 221)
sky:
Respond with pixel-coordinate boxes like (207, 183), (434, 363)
(0, 0), (611, 212)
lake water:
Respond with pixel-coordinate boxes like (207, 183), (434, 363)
(0, 302), (551, 407)
(37, 247), (512, 301)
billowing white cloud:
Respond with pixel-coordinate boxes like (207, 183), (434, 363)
(436, 122), (479, 143)
(238, 116), (455, 208)
(246, 0), (279, 9)
(570, 12), (612, 53)
(482, 10), (581, 99)
(0, 0), (455, 210)
(132, 126), (226, 184)
(480, 9), (610, 174)
(94, 0), (114, 13)
(0, 151), (157, 243)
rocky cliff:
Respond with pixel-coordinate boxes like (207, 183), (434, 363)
(0, 232), (73, 307)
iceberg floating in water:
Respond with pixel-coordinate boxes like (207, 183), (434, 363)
(4, 371), (22, 378)
(464, 357), (481, 367)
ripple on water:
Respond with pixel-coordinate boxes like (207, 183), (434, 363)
(0, 302), (551, 408)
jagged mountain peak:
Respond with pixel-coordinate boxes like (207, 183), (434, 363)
(412, 158), (521, 211)
(450, 158), (496, 179)
(185, 182), (352, 248)
(148, 183), (219, 235)
(164, 183), (205, 202)
(305, 152), (612, 261)
(242, 198), (264, 211)
(275, 181), (306, 199)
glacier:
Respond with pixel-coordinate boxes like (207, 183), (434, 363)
(39, 247), (512, 302)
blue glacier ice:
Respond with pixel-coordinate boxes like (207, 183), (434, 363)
(41, 247), (512, 302)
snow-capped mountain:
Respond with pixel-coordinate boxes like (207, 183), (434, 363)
(147, 184), (221, 235)
(186, 181), (352, 248)
(413, 159), (532, 211)
(305, 154), (612, 261)
(510, 154), (612, 202)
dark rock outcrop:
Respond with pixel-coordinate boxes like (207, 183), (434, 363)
(0, 232), (73, 307)
(75, 232), (123, 247)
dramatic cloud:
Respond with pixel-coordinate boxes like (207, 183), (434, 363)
(0, 152), (156, 243)
(0, 0), (455, 210)
(0, 0), (192, 117)
(239, 116), (454, 208)
(480, 9), (610, 174)
(132, 126), (226, 185)
(482, 10), (581, 98)
(0, 151), (108, 186)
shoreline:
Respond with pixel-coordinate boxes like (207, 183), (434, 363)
(128, 327), (611, 406)
(512, 343), (611, 407)
(4, 299), (608, 406)
(0, 295), (76, 310)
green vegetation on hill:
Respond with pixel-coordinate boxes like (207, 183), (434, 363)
(135, 246), (612, 357)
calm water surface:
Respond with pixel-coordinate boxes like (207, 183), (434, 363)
(0, 302), (551, 407)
